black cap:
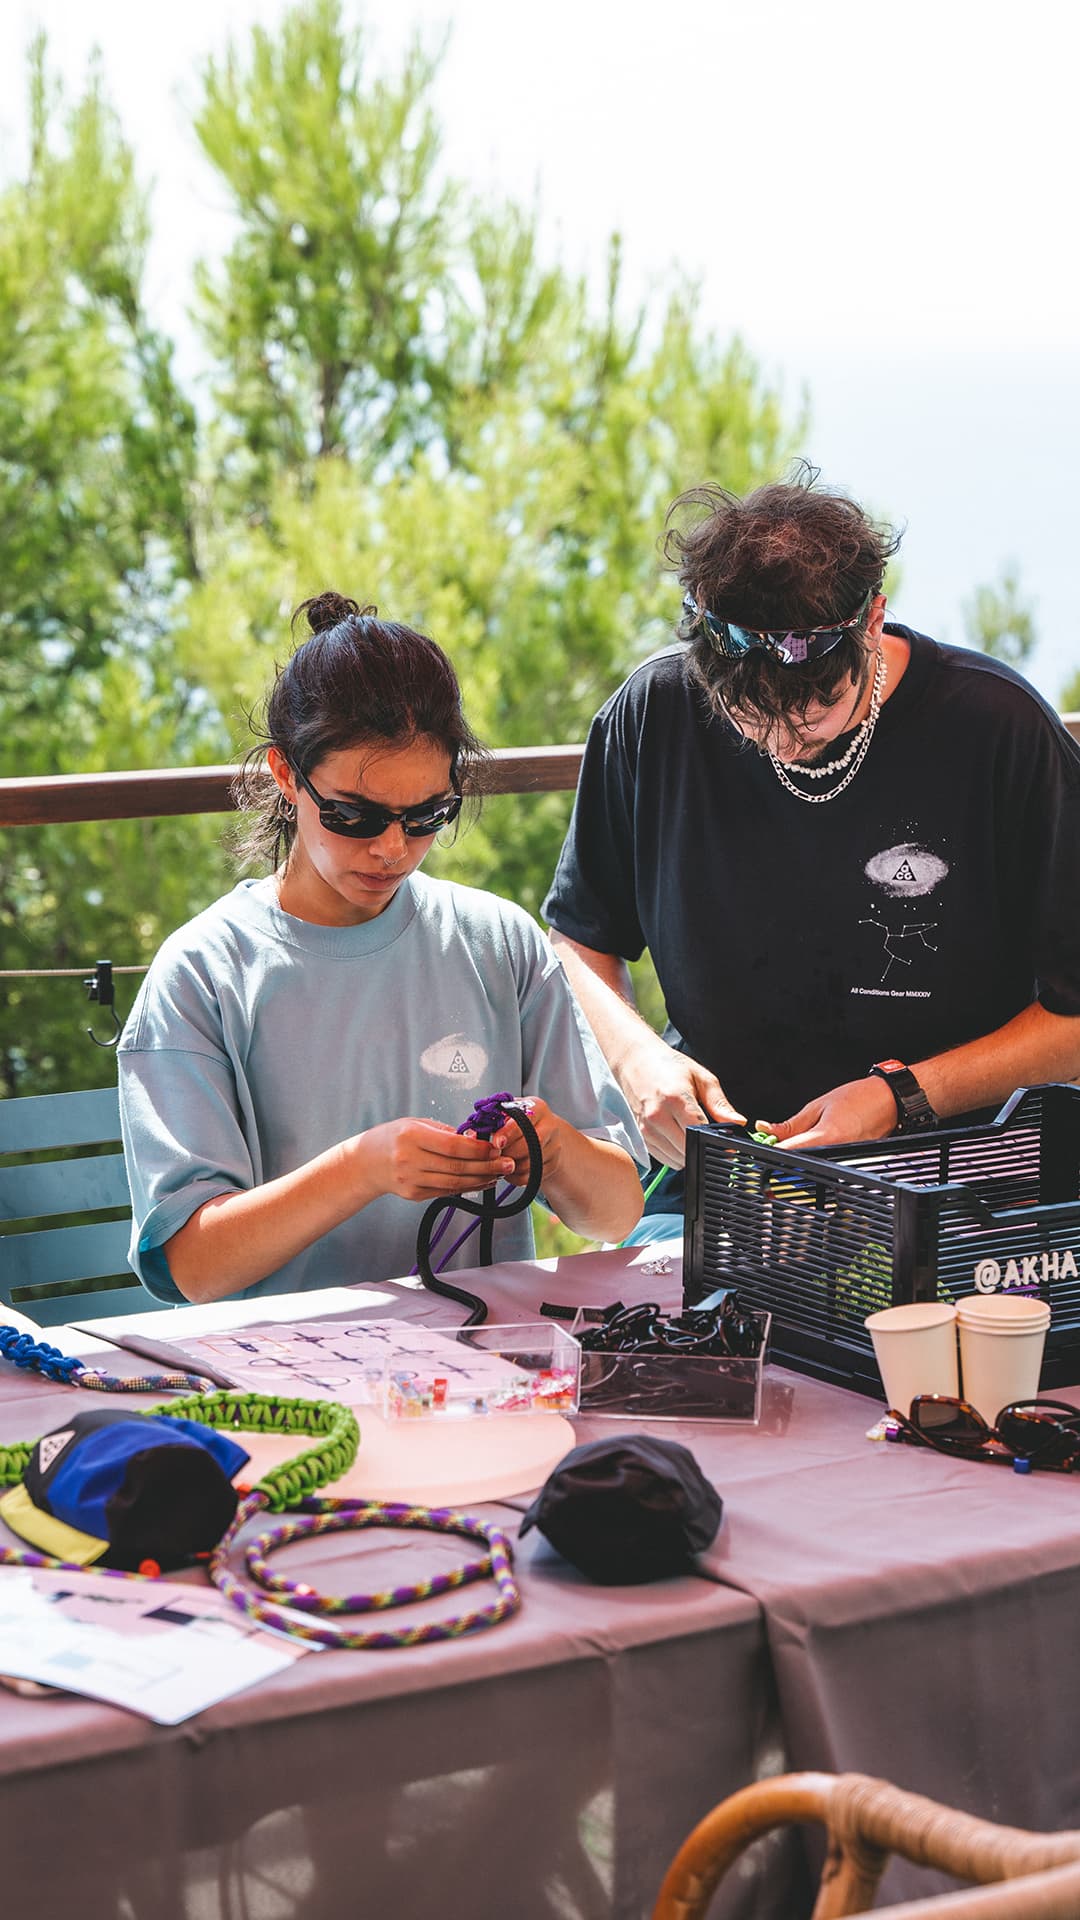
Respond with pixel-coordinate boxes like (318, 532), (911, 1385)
(519, 1435), (723, 1584)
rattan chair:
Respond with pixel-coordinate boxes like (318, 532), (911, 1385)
(652, 1771), (1080, 1919)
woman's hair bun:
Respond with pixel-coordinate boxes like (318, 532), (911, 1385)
(294, 591), (375, 635)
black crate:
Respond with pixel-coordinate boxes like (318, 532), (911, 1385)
(683, 1084), (1080, 1397)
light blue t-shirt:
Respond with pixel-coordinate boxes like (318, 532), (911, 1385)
(118, 874), (644, 1303)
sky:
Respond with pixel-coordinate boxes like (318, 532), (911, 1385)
(2, 0), (1077, 705)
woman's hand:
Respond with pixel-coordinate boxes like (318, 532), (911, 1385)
(618, 1033), (744, 1168)
(167, 1119), (515, 1305)
(489, 1096), (643, 1243)
(760, 1076), (898, 1152)
(488, 1098), (561, 1188)
(357, 1119), (514, 1202)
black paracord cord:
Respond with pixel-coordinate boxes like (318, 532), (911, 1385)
(414, 1102), (545, 1326)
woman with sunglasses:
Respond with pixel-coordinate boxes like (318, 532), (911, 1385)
(543, 464), (1080, 1234)
(118, 592), (644, 1303)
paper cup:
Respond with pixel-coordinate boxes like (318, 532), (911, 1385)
(955, 1294), (1051, 1426)
(864, 1301), (959, 1411)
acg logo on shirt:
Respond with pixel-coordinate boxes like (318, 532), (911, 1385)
(419, 1033), (490, 1091)
(864, 843), (949, 899)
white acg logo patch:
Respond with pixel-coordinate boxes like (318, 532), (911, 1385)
(419, 1033), (489, 1092)
(37, 1430), (75, 1472)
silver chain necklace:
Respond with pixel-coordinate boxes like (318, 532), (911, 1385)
(768, 647), (888, 804)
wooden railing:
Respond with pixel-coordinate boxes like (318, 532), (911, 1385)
(2, 715), (1078, 826)
(0, 747), (586, 827)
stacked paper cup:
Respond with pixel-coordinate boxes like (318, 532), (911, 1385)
(864, 1302), (959, 1412)
(955, 1295), (1051, 1425)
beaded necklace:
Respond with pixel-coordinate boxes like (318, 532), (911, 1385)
(767, 644), (888, 804)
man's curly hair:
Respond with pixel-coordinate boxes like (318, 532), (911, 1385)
(663, 462), (903, 735)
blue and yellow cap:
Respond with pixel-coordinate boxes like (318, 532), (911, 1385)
(0, 1408), (248, 1572)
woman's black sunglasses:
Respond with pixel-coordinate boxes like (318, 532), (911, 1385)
(291, 765), (462, 840)
(885, 1394), (1080, 1472)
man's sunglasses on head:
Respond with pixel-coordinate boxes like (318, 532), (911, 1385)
(683, 583), (877, 666)
(291, 765), (462, 840)
(885, 1394), (1080, 1473)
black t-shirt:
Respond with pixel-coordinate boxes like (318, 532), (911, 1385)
(543, 626), (1080, 1122)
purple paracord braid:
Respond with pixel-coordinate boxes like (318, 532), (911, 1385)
(0, 1537), (166, 1580)
(0, 1407), (522, 1646)
(418, 1203), (505, 1273)
(208, 1494), (521, 1649)
(1, 1310), (524, 1646)
(77, 1367), (218, 1393)
(247, 1500), (498, 1611)
(458, 1094), (517, 1140)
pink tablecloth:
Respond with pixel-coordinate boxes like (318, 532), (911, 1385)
(4, 1244), (1080, 1917)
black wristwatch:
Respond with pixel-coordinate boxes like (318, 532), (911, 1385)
(867, 1059), (940, 1134)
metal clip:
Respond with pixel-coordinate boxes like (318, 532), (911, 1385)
(83, 959), (121, 1048)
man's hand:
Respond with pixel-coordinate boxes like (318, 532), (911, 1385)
(619, 1032), (745, 1167)
(760, 1076), (898, 1152)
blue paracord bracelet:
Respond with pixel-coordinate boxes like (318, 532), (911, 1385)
(0, 1324), (214, 1395)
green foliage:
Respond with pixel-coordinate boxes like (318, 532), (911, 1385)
(193, 0), (455, 494)
(0, 39), (197, 708)
(174, 2), (798, 938)
(961, 559), (1080, 746)
(530, 1205), (598, 1261)
(2, 1), (798, 1105)
(0, 41), (209, 1094)
(963, 565), (1036, 669)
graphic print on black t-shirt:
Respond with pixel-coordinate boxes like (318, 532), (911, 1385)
(853, 837), (950, 994)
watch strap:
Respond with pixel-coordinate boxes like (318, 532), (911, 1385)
(868, 1059), (939, 1134)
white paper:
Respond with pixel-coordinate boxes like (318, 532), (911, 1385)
(0, 1567), (309, 1724)
(40, 1286), (399, 1361)
(181, 1317), (536, 1407)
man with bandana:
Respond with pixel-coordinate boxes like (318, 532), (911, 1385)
(543, 467), (1080, 1233)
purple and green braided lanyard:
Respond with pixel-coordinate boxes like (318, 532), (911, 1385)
(213, 1493), (520, 1649)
